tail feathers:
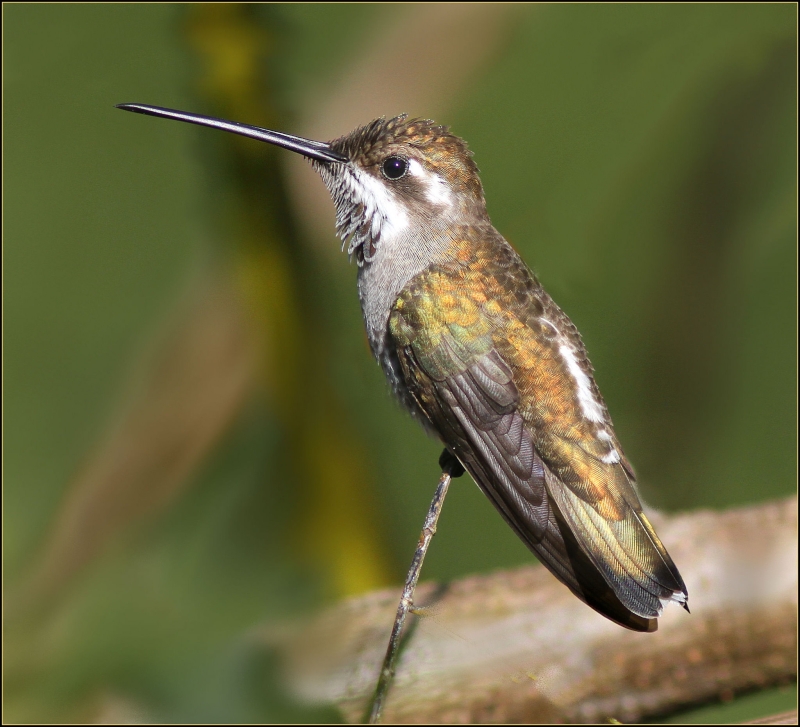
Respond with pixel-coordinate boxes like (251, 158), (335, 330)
(547, 467), (688, 620)
(459, 444), (680, 631)
(635, 509), (689, 613)
(550, 503), (659, 631)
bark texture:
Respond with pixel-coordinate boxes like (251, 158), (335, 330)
(280, 496), (797, 723)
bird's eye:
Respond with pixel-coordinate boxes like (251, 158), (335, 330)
(382, 156), (408, 180)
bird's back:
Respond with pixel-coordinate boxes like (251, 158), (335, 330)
(388, 225), (687, 631)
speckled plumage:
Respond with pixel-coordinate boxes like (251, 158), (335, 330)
(319, 115), (687, 631)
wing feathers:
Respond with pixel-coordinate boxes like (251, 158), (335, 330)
(453, 349), (684, 624)
(389, 260), (687, 631)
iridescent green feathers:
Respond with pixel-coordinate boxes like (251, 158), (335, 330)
(326, 113), (688, 630)
(389, 228), (687, 631)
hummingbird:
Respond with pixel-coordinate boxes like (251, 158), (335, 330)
(117, 104), (688, 633)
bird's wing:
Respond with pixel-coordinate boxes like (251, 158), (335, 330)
(389, 240), (686, 629)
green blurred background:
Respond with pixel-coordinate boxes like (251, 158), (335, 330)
(4, 4), (796, 723)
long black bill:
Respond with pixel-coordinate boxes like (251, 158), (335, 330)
(116, 103), (349, 164)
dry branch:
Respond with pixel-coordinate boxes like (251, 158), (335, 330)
(280, 496), (797, 723)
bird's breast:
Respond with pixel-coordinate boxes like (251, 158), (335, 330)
(356, 227), (455, 420)
(356, 228), (451, 356)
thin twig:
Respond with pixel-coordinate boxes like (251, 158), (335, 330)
(367, 468), (453, 724)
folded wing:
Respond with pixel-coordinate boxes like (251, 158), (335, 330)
(389, 256), (687, 631)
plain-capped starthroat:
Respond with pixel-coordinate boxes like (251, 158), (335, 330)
(117, 103), (688, 634)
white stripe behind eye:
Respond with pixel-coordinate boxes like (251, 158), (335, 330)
(558, 343), (605, 423)
(408, 159), (454, 208)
